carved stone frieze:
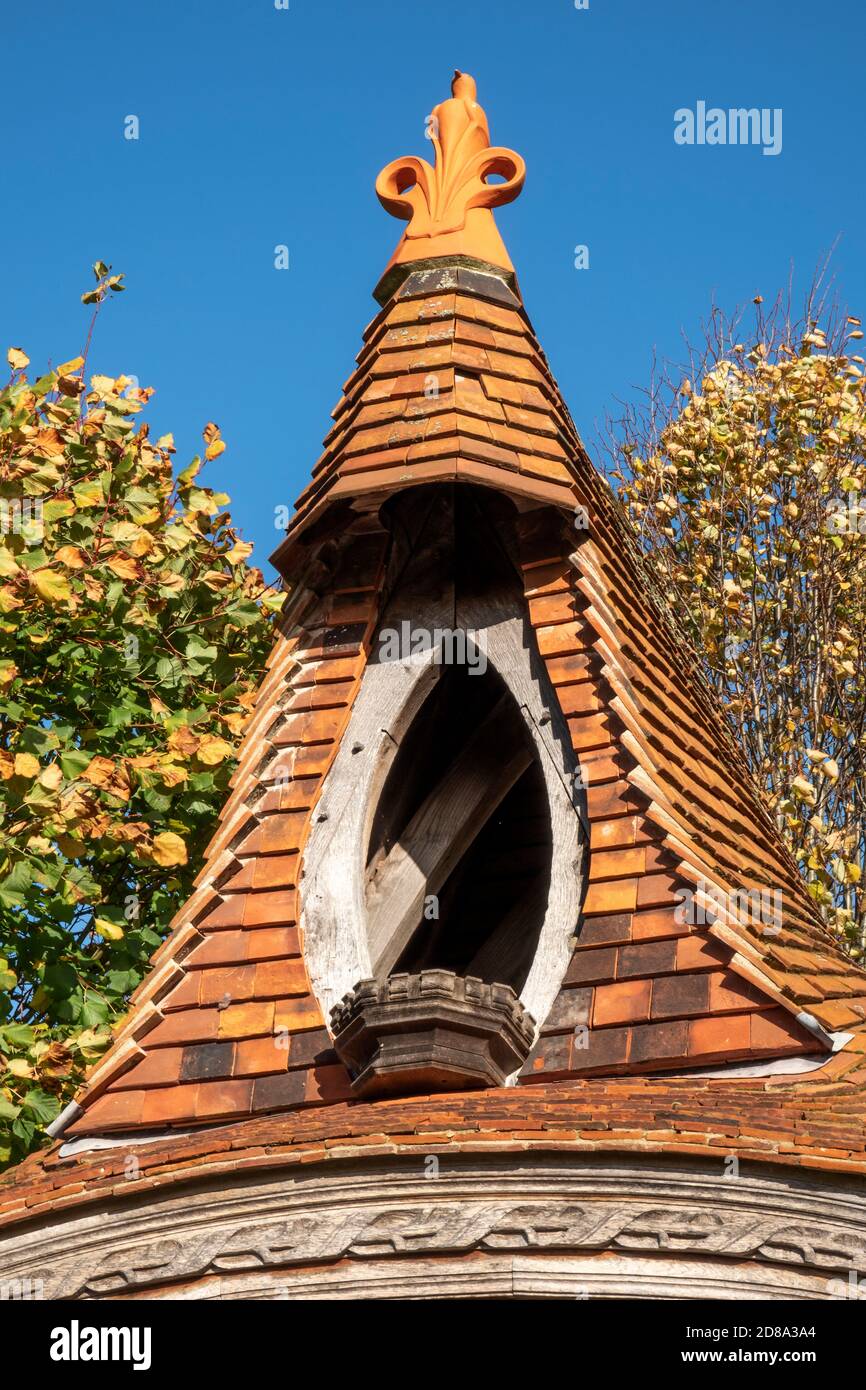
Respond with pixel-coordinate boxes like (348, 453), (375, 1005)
(3, 1153), (865, 1300)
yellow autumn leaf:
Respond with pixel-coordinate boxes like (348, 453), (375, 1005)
(0, 660), (18, 687)
(196, 735), (233, 765)
(105, 820), (148, 846)
(106, 554), (143, 582)
(226, 540), (254, 565)
(38, 763), (62, 790)
(83, 755), (115, 786)
(7, 347), (30, 371)
(129, 531), (156, 557)
(157, 762), (188, 787)
(157, 572), (185, 595)
(804, 748), (827, 764)
(205, 438), (226, 461)
(56, 356), (84, 376)
(33, 427), (64, 457)
(89, 374), (116, 395)
(13, 752), (40, 779)
(75, 1028), (112, 1054)
(0, 588), (24, 613)
(150, 831), (188, 867)
(31, 569), (72, 604)
(167, 726), (200, 757)
(790, 775), (817, 805)
(73, 479), (105, 508)
(127, 753), (159, 770)
(54, 545), (88, 569)
(94, 917), (125, 942)
(202, 570), (232, 590)
(81, 576), (104, 602)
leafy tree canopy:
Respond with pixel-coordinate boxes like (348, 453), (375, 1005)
(609, 280), (866, 955)
(0, 264), (282, 1166)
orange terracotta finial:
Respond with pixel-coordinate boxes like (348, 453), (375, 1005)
(376, 70), (525, 279)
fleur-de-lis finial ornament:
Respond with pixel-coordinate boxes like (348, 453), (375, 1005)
(376, 71), (526, 278)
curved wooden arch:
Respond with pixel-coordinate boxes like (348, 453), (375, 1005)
(301, 601), (586, 1064)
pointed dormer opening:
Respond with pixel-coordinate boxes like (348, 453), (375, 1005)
(364, 486), (555, 992)
(302, 484), (586, 1097)
(366, 660), (551, 992)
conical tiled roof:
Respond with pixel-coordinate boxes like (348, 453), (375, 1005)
(271, 265), (578, 564)
(28, 73), (866, 1144)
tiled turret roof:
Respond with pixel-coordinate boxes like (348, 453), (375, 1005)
(6, 72), (866, 1161)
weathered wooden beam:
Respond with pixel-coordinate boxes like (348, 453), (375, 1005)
(366, 693), (532, 976)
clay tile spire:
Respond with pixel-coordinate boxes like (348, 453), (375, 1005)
(376, 70), (525, 282)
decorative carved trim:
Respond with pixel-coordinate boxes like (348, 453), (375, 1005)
(4, 1153), (866, 1301)
(331, 971), (536, 1096)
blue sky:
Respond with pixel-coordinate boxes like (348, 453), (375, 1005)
(4, 0), (865, 580)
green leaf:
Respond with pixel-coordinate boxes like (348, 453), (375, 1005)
(0, 861), (33, 908)
(59, 749), (92, 779)
(42, 963), (78, 998)
(42, 498), (75, 522)
(11, 1116), (36, 1145)
(79, 998), (110, 1028)
(21, 1089), (61, 1125)
(0, 1025), (36, 1049)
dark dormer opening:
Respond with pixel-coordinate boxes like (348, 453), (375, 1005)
(319, 484), (585, 1098)
(366, 660), (552, 995)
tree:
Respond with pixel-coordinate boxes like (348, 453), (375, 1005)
(607, 276), (866, 955)
(0, 266), (283, 1166)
